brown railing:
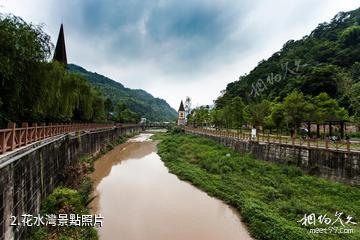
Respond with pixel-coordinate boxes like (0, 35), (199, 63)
(185, 127), (357, 152)
(0, 122), (117, 155)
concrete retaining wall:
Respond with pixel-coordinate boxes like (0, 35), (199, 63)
(188, 131), (360, 185)
(0, 126), (141, 240)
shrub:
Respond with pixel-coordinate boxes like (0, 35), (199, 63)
(78, 177), (94, 205)
(42, 187), (84, 215)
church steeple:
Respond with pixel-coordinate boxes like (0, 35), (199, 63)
(178, 100), (185, 112)
(177, 100), (186, 126)
(53, 24), (67, 66)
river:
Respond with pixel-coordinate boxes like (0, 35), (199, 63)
(90, 133), (252, 240)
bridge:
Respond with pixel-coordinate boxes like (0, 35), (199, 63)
(141, 122), (170, 130)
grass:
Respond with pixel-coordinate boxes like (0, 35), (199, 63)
(153, 132), (360, 240)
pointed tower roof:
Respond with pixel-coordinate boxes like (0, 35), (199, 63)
(178, 100), (185, 111)
(53, 24), (67, 66)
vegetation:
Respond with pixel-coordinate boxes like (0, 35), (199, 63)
(26, 154), (98, 240)
(155, 132), (360, 240)
(189, 87), (352, 138)
(26, 133), (133, 239)
(0, 14), (175, 127)
(68, 64), (177, 122)
(206, 8), (360, 134)
(0, 14), (111, 127)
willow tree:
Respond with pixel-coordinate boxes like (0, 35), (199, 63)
(0, 14), (109, 125)
(0, 14), (52, 125)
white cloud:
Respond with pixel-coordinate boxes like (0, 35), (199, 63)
(1, 0), (359, 109)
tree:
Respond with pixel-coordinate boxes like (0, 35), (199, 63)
(244, 100), (271, 129)
(184, 96), (192, 117)
(0, 14), (109, 125)
(300, 64), (340, 98)
(213, 8), (360, 114)
(230, 97), (245, 132)
(0, 14), (52, 125)
(313, 93), (348, 122)
(349, 82), (360, 123)
(283, 91), (314, 134)
(194, 106), (210, 127)
(115, 102), (140, 123)
(210, 108), (224, 130)
(104, 98), (114, 120)
(266, 102), (285, 134)
(340, 26), (360, 46)
(350, 62), (360, 83)
(92, 94), (106, 122)
(312, 92), (348, 137)
(222, 104), (233, 130)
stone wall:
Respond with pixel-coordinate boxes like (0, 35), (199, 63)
(188, 131), (360, 185)
(0, 126), (141, 240)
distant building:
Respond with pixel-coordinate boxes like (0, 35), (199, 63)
(53, 24), (67, 66)
(177, 100), (186, 126)
(140, 118), (147, 124)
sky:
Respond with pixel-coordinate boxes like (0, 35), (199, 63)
(1, 0), (359, 110)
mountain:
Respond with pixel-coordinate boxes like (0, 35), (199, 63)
(68, 64), (177, 121)
(216, 7), (360, 112)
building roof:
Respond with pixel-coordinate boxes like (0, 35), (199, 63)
(53, 24), (67, 66)
(178, 100), (185, 111)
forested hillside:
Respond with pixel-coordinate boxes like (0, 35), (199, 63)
(189, 8), (360, 133)
(68, 64), (177, 122)
(217, 8), (360, 108)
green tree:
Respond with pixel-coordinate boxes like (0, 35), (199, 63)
(300, 64), (340, 98)
(92, 94), (106, 122)
(341, 25), (360, 46)
(283, 91), (314, 134)
(349, 82), (360, 123)
(313, 92), (349, 124)
(0, 14), (109, 125)
(104, 98), (114, 120)
(265, 102), (285, 134)
(193, 106), (210, 127)
(0, 14), (52, 124)
(210, 108), (225, 130)
(244, 100), (271, 128)
(230, 97), (245, 132)
(115, 102), (140, 123)
(222, 104), (233, 130)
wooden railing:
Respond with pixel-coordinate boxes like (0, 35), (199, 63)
(185, 127), (357, 152)
(0, 122), (117, 155)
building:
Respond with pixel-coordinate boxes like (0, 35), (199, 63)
(140, 118), (147, 124)
(177, 100), (186, 126)
(53, 24), (67, 66)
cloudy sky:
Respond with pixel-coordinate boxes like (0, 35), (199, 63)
(1, 0), (359, 109)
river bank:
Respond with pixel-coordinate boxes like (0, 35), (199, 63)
(90, 133), (252, 240)
(154, 132), (360, 240)
(25, 134), (132, 240)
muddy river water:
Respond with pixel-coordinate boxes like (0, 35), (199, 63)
(90, 133), (252, 240)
